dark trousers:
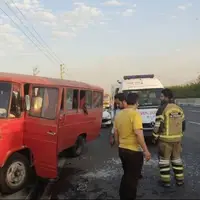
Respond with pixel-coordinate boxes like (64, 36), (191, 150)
(119, 148), (144, 200)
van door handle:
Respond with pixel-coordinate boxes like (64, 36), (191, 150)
(47, 131), (56, 135)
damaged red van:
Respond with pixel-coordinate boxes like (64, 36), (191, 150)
(0, 72), (103, 194)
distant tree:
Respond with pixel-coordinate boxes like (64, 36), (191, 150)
(195, 75), (200, 84)
(168, 75), (200, 98)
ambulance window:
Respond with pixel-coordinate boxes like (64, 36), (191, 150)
(30, 87), (58, 120)
(93, 91), (103, 108)
(66, 88), (78, 110)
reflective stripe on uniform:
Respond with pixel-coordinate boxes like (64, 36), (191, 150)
(180, 107), (185, 121)
(172, 158), (184, 181)
(172, 166), (183, 170)
(172, 158), (182, 164)
(160, 167), (171, 183)
(155, 121), (160, 127)
(174, 172), (184, 181)
(160, 167), (170, 172)
(156, 115), (164, 121)
(160, 174), (170, 179)
(152, 132), (159, 138)
(153, 121), (161, 134)
(176, 173), (184, 177)
(159, 157), (171, 184)
(159, 159), (170, 165)
(159, 134), (183, 139)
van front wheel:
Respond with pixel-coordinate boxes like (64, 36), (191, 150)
(0, 153), (29, 194)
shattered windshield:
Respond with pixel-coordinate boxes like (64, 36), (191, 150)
(124, 88), (163, 108)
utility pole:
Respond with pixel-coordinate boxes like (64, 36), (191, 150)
(60, 64), (65, 79)
(33, 66), (40, 76)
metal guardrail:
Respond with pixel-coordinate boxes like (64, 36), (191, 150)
(175, 98), (200, 107)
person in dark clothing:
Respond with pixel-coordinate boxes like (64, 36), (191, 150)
(114, 93), (151, 200)
(110, 93), (125, 146)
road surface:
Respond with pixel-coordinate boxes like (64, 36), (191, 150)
(50, 105), (200, 199)
(1, 105), (200, 199)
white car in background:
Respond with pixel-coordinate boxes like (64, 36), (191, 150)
(102, 108), (112, 127)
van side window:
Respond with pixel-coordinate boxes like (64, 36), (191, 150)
(9, 84), (21, 118)
(93, 91), (103, 108)
(86, 91), (92, 109)
(30, 87), (58, 119)
(80, 90), (92, 109)
(66, 88), (78, 110)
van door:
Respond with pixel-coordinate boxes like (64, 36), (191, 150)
(24, 86), (60, 179)
(61, 88), (80, 148)
(79, 90), (94, 135)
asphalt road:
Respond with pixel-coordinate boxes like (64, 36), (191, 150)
(1, 105), (200, 199)
(49, 105), (200, 199)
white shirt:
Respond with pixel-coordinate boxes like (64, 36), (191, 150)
(111, 109), (121, 134)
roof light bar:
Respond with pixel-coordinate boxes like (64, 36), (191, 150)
(123, 74), (154, 80)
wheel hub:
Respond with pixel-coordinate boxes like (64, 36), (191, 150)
(6, 161), (26, 187)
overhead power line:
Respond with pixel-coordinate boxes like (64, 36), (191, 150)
(2, 1), (60, 65)
(7, 0), (63, 64)
(0, 7), (58, 64)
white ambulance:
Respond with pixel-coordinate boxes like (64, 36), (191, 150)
(112, 74), (164, 137)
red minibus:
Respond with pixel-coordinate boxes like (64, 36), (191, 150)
(0, 72), (103, 194)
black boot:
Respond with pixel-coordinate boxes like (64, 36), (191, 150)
(158, 180), (170, 188)
(162, 183), (171, 188)
(176, 180), (184, 186)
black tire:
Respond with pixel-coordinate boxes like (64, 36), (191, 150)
(71, 136), (86, 157)
(0, 153), (30, 194)
(106, 123), (112, 128)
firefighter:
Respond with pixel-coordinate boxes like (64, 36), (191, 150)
(152, 88), (185, 187)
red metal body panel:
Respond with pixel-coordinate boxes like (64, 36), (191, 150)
(57, 108), (102, 153)
(24, 117), (58, 178)
(0, 118), (24, 167)
(0, 72), (103, 179)
(0, 72), (102, 91)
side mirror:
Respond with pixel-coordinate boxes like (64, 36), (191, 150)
(25, 95), (31, 111)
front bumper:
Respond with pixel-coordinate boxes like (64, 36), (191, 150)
(102, 118), (112, 125)
(143, 123), (154, 137)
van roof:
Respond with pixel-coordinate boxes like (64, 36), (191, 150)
(0, 72), (103, 91)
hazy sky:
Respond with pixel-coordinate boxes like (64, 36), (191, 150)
(0, 0), (200, 92)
